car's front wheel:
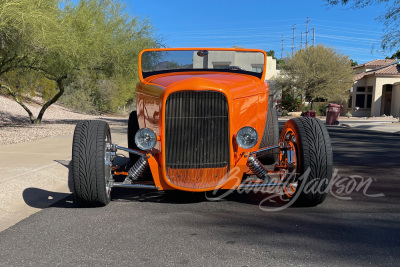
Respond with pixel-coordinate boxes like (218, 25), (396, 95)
(280, 117), (333, 207)
(72, 120), (113, 207)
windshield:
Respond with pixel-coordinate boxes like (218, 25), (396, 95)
(140, 49), (266, 79)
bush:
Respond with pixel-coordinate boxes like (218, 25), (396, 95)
(315, 103), (327, 116)
(276, 93), (303, 112)
(60, 84), (96, 114)
(302, 104), (311, 112)
(59, 73), (137, 114)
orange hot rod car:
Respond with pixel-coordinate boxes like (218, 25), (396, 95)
(71, 48), (333, 208)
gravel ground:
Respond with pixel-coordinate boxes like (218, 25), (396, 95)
(0, 95), (128, 145)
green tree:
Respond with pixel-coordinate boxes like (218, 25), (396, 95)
(0, 0), (160, 123)
(266, 50), (277, 58)
(0, 0), (63, 122)
(326, 0), (400, 51)
(166, 61), (180, 69)
(266, 49), (285, 67)
(386, 50), (400, 59)
(59, 0), (160, 113)
(350, 59), (359, 66)
(275, 45), (354, 104)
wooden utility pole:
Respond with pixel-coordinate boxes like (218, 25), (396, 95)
(292, 24), (296, 57)
(313, 28), (316, 46)
(305, 17), (310, 48)
(281, 35), (284, 59)
(301, 31), (303, 50)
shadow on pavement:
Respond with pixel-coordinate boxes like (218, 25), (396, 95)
(54, 160), (74, 192)
(22, 188), (72, 209)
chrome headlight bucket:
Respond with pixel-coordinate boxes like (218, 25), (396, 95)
(236, 126), (259, 149)
(135, 128), (157, 151)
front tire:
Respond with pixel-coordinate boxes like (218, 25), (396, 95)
(72, 120), (112, 207)
(280, 117), (333, 207)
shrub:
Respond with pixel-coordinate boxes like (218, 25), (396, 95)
(276, 93), (303, 112)
(60, 84), (96, 114)
(302, 104), (311, 112)
(315, 103), (327, 116)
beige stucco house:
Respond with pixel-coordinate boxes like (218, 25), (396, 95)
(348, 59), (400, 117)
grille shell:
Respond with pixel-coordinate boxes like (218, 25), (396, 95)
(165, 91), (230, 188)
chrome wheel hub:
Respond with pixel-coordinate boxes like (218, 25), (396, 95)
(104, 135), (113, 197)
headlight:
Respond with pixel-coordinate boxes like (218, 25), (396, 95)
(135, 128), (157, 151)
(236, 127), (259, 149)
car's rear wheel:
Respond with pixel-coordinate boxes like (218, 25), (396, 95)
(280, 117), (333, 207)
(72, 120), (112, 207)
(258, 108), (279, 164)
(128, 111), (141, 164)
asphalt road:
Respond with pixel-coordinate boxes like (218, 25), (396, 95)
(1, 124), (399, 266)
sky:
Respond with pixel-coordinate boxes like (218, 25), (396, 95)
(126, 0), (392, 64)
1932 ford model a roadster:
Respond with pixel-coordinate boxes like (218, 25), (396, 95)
(71, 48), (333, 208)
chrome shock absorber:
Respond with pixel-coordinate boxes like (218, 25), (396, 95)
(246, 155), (272, 182)
(123, 156), (149, 184)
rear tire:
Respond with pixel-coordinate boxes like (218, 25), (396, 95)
(128, 111), (140, 164)
(72, 120), (112, 208)
(280, 117), (333, 207)
(258, 108), (279, 164)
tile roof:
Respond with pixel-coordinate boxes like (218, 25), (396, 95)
(355, 60), (400, 80)
(375, 63), (400, 75)
(354, 59), (398, 69)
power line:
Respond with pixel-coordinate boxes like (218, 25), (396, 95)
(281, 34), (284, 59)
(314, 24), (382, 35)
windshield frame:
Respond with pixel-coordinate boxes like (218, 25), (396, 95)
(138, 48), (267, 82)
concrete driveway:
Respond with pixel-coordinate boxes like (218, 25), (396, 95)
(0, 126), (128, 231)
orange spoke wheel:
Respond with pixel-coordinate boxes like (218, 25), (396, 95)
(279, 117), (333, 207)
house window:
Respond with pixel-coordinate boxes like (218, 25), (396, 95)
(355, 86), (373, 109)
(348, 95), (353, 108)
(214, 65), (229, 69)
(252, 64), (263, 73)
(356, 94), (365, 107)
(252, 66), (263, 73)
